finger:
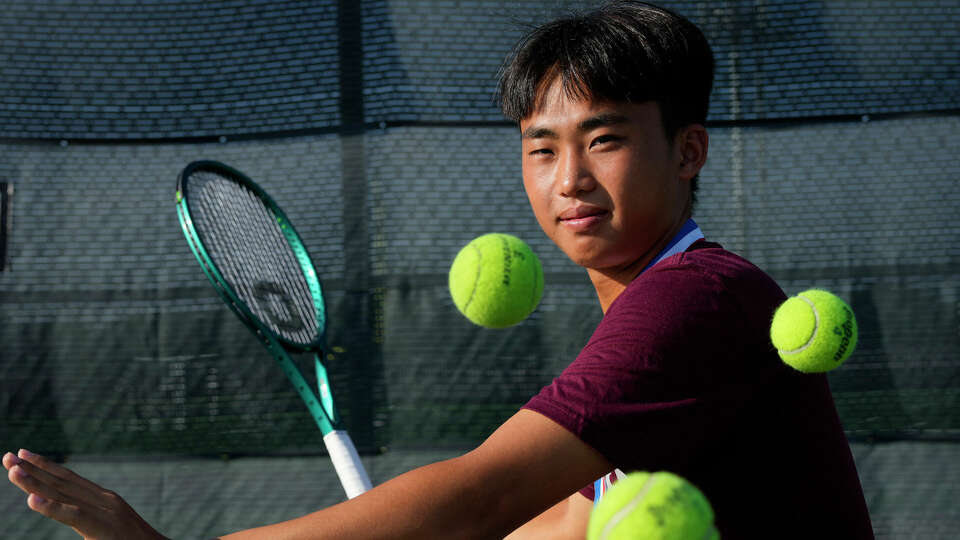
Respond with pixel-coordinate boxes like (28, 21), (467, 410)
(27, 491), (102, 532)
(17, 449), (105, 495)
(8, 464), (73, 504)
(28, 486), (154, 540)
(3, 451), (22, 471)
(12, 458), (108, 508)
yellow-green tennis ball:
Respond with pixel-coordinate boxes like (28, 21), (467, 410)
(448, 233), (544, 329)
(587, 471), (719, 540)
(770, 289), (858, 373)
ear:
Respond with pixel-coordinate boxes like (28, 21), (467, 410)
(675, 124), (708, 181)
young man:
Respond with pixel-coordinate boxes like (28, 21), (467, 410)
(5, 2), (873, 538)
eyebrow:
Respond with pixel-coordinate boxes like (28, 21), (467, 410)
(521, 113), (630, 140)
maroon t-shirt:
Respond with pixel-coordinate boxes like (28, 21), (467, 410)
(524, 240), (873, 538)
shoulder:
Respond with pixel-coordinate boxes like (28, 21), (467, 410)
(609, 240), (785, 327)
(638, 240), (779, 297)
(672, 240), (780, 289)
(587, 241), (785, 372)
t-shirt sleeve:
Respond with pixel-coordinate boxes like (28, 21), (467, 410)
(524, 253), (783, 476)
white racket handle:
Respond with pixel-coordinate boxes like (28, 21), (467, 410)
(323, 430), (372, 499)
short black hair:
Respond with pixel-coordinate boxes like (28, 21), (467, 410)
(497, 1), (714, 206)
(498, 0), (714, 134)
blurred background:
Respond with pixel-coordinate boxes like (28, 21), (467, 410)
(0, 1), (957, 538)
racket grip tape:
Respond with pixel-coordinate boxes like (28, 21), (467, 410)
(323, 430), (373, 499)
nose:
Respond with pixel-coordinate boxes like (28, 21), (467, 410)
(558, 150), (596, 198)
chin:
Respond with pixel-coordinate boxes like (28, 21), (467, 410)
(557, 240), (617, 269)
(566, 251), (614, 270)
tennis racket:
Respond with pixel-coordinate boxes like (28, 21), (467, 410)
(175, 160), (372, 499)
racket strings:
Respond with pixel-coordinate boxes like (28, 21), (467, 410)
(206, 176), (316, 344)
(189, 171), (318, 346)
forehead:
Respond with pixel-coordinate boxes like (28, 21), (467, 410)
(520, 80), (662, 135)
(526, 76), (594, 119)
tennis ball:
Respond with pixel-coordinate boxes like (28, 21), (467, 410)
(770, 288), (858, 373)
(448, 233), (543, 328)
(587, 471), (719, 540)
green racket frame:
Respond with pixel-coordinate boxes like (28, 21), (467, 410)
(175, 161), (340, 435)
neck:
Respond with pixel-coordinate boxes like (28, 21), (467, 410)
(587, 215), (692, 313)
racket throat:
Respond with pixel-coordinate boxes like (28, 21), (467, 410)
(315, 355), (339, 425)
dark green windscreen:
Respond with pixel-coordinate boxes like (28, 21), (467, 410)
(1, 1), (958, 538)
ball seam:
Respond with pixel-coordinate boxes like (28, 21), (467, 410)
(461, 242), (483, 315)
(780, 293), (820, 355)
(599, 474), (658, 540)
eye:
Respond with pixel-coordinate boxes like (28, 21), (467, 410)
(590, 134), (622, 148)
(527, 147), (554, 157)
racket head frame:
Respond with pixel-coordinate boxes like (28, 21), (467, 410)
(175, 160), (327, 351)
(174, 161), (372, 497)
(175, 160), (342, 431)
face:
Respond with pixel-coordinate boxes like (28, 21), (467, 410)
(519, 82), (693, 274)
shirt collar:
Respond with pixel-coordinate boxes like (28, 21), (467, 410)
(639, 218), (704, 275)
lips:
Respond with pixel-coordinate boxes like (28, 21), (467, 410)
(558, 205), (609, 231)
(558, 205), (608, 221)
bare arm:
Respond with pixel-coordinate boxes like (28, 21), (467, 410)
(504, 491), (594, 540)
(6, 409), (611, 540)
(219, 409), (611, 539)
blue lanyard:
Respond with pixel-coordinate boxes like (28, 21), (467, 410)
(638, 218), (704, 275)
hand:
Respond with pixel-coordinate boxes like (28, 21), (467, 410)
(4, 449), (168, 540)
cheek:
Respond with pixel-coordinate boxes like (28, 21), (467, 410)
(522, 171), (553, 226)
